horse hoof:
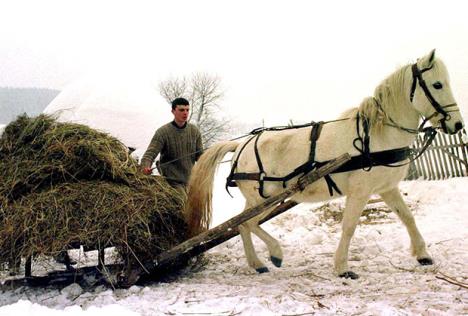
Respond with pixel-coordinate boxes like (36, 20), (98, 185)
(271, 256), (282, 267)
(256, 267), (269, 274)
(339, 271), (359, 279)
(418, 257), (433, 266)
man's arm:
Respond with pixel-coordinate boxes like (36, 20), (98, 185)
(194, 129), (204, 161)
(140, 129), (164, 172)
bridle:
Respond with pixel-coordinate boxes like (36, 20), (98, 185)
(409, 63), (459, 134)
(364, 61), (462, 169)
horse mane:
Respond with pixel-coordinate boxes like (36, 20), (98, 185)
(339, 63), (413, 134)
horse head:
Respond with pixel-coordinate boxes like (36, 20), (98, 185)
(410, 49), (464, 134)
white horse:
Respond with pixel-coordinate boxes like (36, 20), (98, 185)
(185, 50), (465, 279)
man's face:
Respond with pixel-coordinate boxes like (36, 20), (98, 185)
(172, 105), (190, 123)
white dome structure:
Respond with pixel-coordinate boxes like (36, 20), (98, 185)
(43, 72), (172, 159)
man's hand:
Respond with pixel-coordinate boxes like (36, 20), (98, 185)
(142, 167), (152, 175)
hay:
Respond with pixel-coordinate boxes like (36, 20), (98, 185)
(0, 180), (187, 264)
(0, 114), (139, 200)
(0, 114), (189, 272)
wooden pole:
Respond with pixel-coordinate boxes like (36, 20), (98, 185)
(179, 200), (299, 260)
(119, 153), (351, 286)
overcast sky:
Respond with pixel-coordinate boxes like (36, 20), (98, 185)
(1, 0), (467, 125)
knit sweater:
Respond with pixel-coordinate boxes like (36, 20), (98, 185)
(141, 121), (203, 184)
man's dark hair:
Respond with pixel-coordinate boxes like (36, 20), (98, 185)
(171, 97), (190, 110)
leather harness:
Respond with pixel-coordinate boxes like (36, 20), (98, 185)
(225, 61), (447, 199)
(226, 117), (414, 198)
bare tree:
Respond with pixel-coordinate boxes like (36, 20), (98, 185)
(159, 77), (188, 107)
(159, 72), (229, 147)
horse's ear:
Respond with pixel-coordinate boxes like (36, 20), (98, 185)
(419, 49), (436, 68)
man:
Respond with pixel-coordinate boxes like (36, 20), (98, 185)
(140, 97), (203, 190)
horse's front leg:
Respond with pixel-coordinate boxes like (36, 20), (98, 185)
(335, 193), (371, 279)
(380, 188), (432, 265)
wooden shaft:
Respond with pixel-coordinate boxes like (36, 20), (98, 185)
(152, 153), (351, 269)
(174, 200), (299, 263)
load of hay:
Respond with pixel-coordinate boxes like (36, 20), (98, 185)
(0, 114), (189, 276)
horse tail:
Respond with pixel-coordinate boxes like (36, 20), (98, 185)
(185, 141), (240, 237)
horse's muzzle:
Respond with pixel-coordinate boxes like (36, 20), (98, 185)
(443, 120), (464, 135)
(455, 121), (464, 132)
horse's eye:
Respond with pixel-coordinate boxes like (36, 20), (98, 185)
(433, 82), (443, 89)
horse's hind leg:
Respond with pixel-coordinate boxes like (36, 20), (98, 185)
(248, 220), (283, 268)
(379, 188), (432, 265)
(335, 193), (371, 279)
(238, 221), (269, 273)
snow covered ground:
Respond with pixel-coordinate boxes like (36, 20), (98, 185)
(1, 176), (467, 315)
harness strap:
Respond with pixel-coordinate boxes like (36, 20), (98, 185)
(227, 122), (325, 198)
(316, 147), (412, 173)
(353, 113), (372, 170)
(225, 134), (257, 194)
(410, 64), (434, 103)
(408, 128), (438, 162)
(309, 122), (323, 162)
(324, 175), (342, 196)
(309, 121), (342, 196)
(253, 132), (268, 198)
(228, 145), (413, 197)
(226, 118), (420, 198)
(315, 112), (372, 196)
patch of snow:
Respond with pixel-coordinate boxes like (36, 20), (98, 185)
(1, 178), (467, 315)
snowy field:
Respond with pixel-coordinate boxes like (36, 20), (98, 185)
(0, 175), (467, 315)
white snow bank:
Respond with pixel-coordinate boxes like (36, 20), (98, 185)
(43, 73), (172, 159)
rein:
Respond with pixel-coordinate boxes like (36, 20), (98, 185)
(155, 120), (350, 170)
